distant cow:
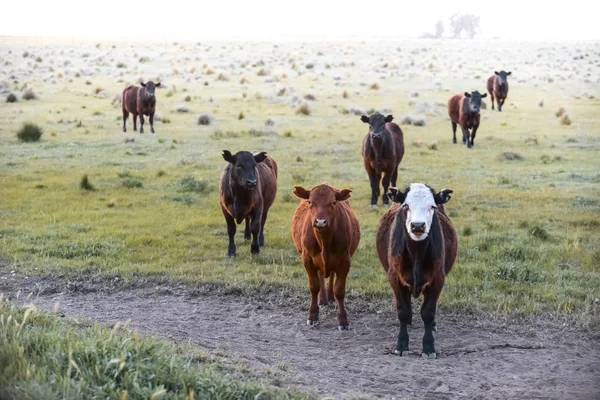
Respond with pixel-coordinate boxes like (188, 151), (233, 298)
(122, 81), (160, 134)
(291, 182), (360, 329)
(376, 183), (457, 358)
(361, 112), (405, 206)
(447, 91), (487, 148)
(219, 150), (278, 256)
(487, 71), (511, 112)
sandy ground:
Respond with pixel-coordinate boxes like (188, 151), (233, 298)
(1, 267), (598, 400)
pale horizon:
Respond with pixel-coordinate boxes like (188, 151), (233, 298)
(3, 0), (599, 42)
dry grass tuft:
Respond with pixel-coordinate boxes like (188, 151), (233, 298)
(296, 103), (311, 116)
(555, 107), (567, 117)
(560, 114), (572, 125)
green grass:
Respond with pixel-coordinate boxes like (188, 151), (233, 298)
(0, 38), (599, 325)
(0, 298), (308, 399)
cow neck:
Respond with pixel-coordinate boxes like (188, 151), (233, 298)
(406, 236), (431, 297)
(371, 131), (388, 170)
(228, 172), (257, 220)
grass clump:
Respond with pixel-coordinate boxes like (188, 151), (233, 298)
(16, 123), (43, 142)
(80, 175), (96, 191)
(6, 93), (17, 103)
(296, 103), (311, 116)
(121, 178), (144, 188)
(178, 176), (209, 193)
(22, 89), (37, 100)
(198, 113), (213, 125)
(501, 152), (524, 161)
(0, 299), (308, 400)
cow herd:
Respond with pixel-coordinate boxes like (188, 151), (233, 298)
(122, 70), (512, 359)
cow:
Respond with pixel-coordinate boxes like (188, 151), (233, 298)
(122, 81), (160, 134)
(447, 91), (487, 148)
(360, 112), (405, 207)
(291, 182), (360, 330)
(219, 150), (278, 257)
(487, 70), (512, 112)
(376, 183), (457, 358)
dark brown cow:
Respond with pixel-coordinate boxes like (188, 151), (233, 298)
(376, 183), (457, 358)
(447, 91), (487, 148)
(360, 112), (405, 206)
(219, 150), (278, 256)
(487, 70), (511, 112)
(122, 81), (160, 134)
(291, 182), (360, 329)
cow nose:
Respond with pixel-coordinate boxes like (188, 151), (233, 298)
(410, 222), (426, 233)
(246, 179), (257, 187)
(372, 133), (381, 139)
(314, 218), (328, 228)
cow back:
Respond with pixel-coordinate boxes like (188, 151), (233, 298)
(257, 155), (278, 211)
(376, 203), (400, 273)
(386, 122), (405, 166)
(447, 94), (462, 124)
(122, 86), (139, 114)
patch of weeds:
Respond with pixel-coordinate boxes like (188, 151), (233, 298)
(22, 89), (37, 100)
(238, 111), (245, 120)
(291, 173), (305, 183)
(121, 178), (144, 188)
(496, 262), (541, 283)
(501, 152), (523, 161)
(281, 193), (294, 203)
(462, 226), (473, 236)
(284, 131), (293, 137)
(162, 117), (171, 124)
(157, 170), (166, 177)
(17, 123), (43, 142)
(6, 93), (17, 103)
(117, 171), (132, 178)
(172, 195), (197, 205)
(530, 224), (550, 240)
(80, 175), (96, 191)
(178, 176), (209, 193)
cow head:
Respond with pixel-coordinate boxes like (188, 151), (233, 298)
(222, 150), (268, 190)
(140, 81), (161, 97)
(388, 183), (453, 241)
(494, 70), (512, 86)
(464, 90), (487, 113)
(360, 112), (394, 140)
(293, 182), (352, 231)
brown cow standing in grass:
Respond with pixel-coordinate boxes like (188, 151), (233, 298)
(360, 112), (405, 207)
(292, 182), (360, 329)
(487, 70), (511, 112)
(122, 81), (160, 133)
(448, 91), (486, 148)
(376, 183), (457, 358)
(219, 150), (278, 256)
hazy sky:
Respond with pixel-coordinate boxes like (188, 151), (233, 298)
(3, 0), (599, 41)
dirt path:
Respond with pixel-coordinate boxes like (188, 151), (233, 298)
(1, 270), (598, 400)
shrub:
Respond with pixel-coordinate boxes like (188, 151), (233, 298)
(560, 114), (572, 126)
(184, 95), (191, 102)
(121, 178), (144, 188)
(17, 123), (43, 142)
(6, 93), (17, 103)
(296, 103), (311, 116)
(197, 113), (213, 125)
(238, 111), (245, 120)
(369, 82), (380, 90)
(501, 152), (523, 161)
(178, 176), (208, 193)
(555, 107), (567, 117)
(80, 175), (95, 191)
(116, 62), (127, 68)
(22, 89), (37, 100)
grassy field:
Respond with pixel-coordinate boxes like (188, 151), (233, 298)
(1, 37), (599, 325)
(0, 297), (308, 399)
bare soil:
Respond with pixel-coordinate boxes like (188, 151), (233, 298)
(1, 267), (598, 400)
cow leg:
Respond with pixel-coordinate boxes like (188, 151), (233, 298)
(498, 98), (504, 112)
(381, 171), (392, 206)
(471, 124), (479, 147)
(258, 209), (269, 247)
(139, 114), (145, 134)
(390, 167), (399, 189)
(389, 273), (412, 355)
(327, 273), (335, 303)
(132, 114), (138, 132)
(490, 94), (495, 110)
(149, 112), (155, 134)
(249, 212), (261, 254)
(221, 206), (236, 257)
(421, 284), (441, 358)
(334, 260), (350, 329)
(367, 169), (379, 206)
(302, 254), (320, 325)
(122, 109), (129, 132)
(462, 127), (471, 148)
(244, 217), (251, 240)
(451, 122), (457, 144)
(318, 271), (332, 305)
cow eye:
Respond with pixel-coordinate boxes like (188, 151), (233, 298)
(401, 204), (409, 210)
(332, 202), (337, 206)
(307, 201), (311, 206)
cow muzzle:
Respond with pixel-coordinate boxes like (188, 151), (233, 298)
(313, 218), (328, 230)
(246, 179), (257, 189)
(410, 222), (426, 236)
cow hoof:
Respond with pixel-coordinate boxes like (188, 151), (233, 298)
(123, 128), (126, 133)
(422, 352), (437, 359)
(140, 129), (144, 134)
(395, 350), (410, 357)
(337, 325), (349, 331)
(369, 204), (377, 208)
(452, 139), (457, 144)
(307, 320), (319, 326)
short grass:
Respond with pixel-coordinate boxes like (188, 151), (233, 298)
(0, 38), (599, 325)
(0, 297), (309, 399)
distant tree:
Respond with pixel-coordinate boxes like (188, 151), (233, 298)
(435, 20), (445, 38)
(449, 13), (481, 39)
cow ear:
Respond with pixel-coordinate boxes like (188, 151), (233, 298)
(435, 189), (453, 205)
(387, 187), (406, 203)
(254, 151), (267, 163)
(140, 82), (146, 87)
(360, 115), (370, 123)
(385, 114), (394, 123)
(155, 82), (161, 87)
(494, 71), (499, 76)
(222, 150), (236, 164)
(292, 186), (310, 200)
(464, 92), (471, 98)
(481, 93), (487, 98)
(507, 71), (511, 76)
(335, 189), (352, 201)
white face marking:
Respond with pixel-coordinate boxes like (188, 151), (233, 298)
(403, 183), (436, 241)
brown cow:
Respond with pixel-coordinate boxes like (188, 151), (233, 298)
(376, 183), (457, 358)
(219, 150), (278, 256)
(447, 91), (486, 148)
(487, 70), (511, 112)
(122, 81), (160, 134)
(291, 182), (360, 329)
(360, 112), (405, 206)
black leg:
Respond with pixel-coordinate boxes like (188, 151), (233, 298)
(381, 172), (392, 206)
(462, 127), (471, 148)
(133, 114), (137, 132)
(149, 113), (155, 134)
(491, 94), (495, 110)
(471, 125), (479, 147)
(421, 286), (440, 358)
(259, 209), (268, 247)
(452, 122), (457, 144)
(244, 217), (251, 240)
(250, 212), (261, 254)
(139, 115), (145, 134)
(368, 170), (379, 206)
(221, 206), (236, 257)
(122, 110), (128, 132)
